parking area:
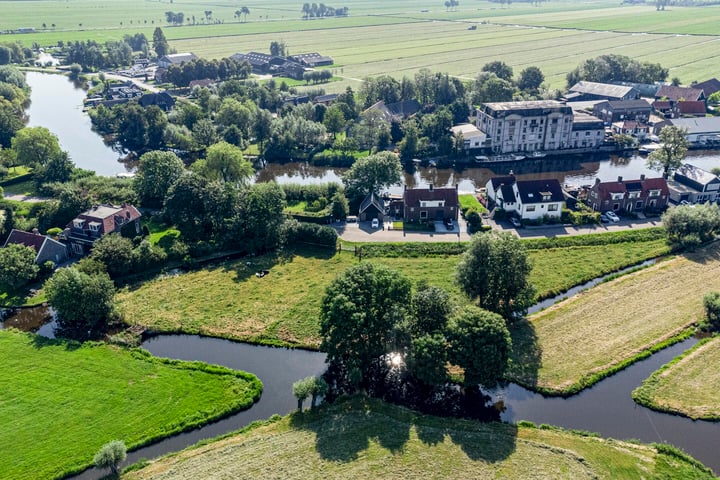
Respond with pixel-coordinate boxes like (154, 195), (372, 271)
(335, 218), (471, 242)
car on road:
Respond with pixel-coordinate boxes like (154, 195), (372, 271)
(509, 217), (522, 228)
(603, 211), (620, 223)
(371, 218), (380, 229)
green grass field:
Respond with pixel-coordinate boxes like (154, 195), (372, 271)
(124, 396), (714, 480)
(633, 337), (720, 420)
(508, 242), (720, 395)
(116, 236), (669, 348)
(0, 329), (262, 479)
(2, 1), (720, 89)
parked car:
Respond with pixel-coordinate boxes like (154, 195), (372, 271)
(600, 213), (610, 223)
(444, 218), (454, 230)
(371, 218), (380, 229)
(509, 217), (522, 228)
(603, 211), (620, 223)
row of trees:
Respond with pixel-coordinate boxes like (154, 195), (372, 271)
(162, 56), (252, 87)
(0, 66), (30, 150)
(301, 3), (349, 18)
(566, 53), (668, 87)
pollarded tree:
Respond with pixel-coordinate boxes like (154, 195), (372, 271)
(456, 232), (534, 320)
(11, 126), (62, 167)
(292, 376), (314, 411)
(134, 150), (185, 208)
(0, 243), (38, 290)
(661, 202), (720, 249)
(93, 440), (127, 477)
(45, 267), (116, 338)
(320, 263), (412, 381)
(342, 151), (402, 203)
(447, 306), (511, 388)
(647, 125), (689, 179)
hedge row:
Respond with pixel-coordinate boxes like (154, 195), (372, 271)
(523, 227), (667, 250)
(360, 242), (467, 258)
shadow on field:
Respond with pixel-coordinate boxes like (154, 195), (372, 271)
(683, 240), (720, 265)
(506, 318), (542, 389)
(290, 397), (518, 465)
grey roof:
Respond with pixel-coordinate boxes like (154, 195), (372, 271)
(569, 81), (636, 99)
(359, 192), (385, 214)
(482, 100), (567, 112)
(160, 53), (198, 64)
(605, 99), (652, 110)
(674, 163), (720, 186)
(669, 117), (720, 135)
(572, 111), (604, 130)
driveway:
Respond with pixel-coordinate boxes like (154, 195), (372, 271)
(487, 216), (663, 239)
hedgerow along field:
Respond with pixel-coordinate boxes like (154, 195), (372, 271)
(124, 396), (715, 480)
(3, 0), (720, 89)
(115, 230), (670, 349)
(633, 337), (720, 421)
(507, 241), (720, 396)
(0, 329), (262, 480)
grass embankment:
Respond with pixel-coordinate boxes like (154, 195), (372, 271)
(507, 241), (720, 395)
(117, 231), (668, 348)
(123, 396), (715, 480)
(0, 329), (262, 480)
(633, 337), (720, 420)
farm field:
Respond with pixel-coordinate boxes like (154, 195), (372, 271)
(116, 236), (669, 348)
(2, 1), (720, 89)
(507, 241), (720, 395)
(633, 337), (720, 421)
(0, 329), (262, 480)
(124, 396), (715, 480)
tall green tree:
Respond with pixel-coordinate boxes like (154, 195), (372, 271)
(517, 66), (545, 93)
(205, 141), (253, 185)
(45, 267), (116, 338)
(647, 125), (689, 179)
(320, 263), (412, 380)
(406, 333), (448, 387)
(0, 100), (24, 148)
(322, 105), (346, 138)
(411, 284), (452, 336)
(342, 151), (402, 202)
(11, 126), (62, 167)
(0, 243), (38, 290)
(89, 234), (135, 278)
(152, 27), (169, 58)
(447, 307), (511, 388)
(703, 291), (720, 331)
(456, 232), (534, 320)
(482, 61), (514, 82)
(134, 150), (185, 208)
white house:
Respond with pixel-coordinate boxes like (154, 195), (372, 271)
(450, 123), (487, 151)
(486, 176), (565, 221)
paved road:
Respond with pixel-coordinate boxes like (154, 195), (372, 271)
(336, 216), (662, 242)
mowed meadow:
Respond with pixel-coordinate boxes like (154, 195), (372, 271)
(3, 0), (720, 88)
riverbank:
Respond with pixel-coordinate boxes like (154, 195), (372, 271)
(123, 396), (715, 480)
(633, 336), (720, 421)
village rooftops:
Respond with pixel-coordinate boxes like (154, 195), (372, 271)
(568, 81), (638, 100)
(693, 78), (720, 98)
(655, 85), (704, 102)
(670, 117), (720, 135)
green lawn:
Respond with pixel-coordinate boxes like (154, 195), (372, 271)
(0, 329), (262, 480)
(508, 242), (720, 395)
(633, 337), (720, 420)
(124, 396), (714, 480)
(116, 236), (669, 349)
(0, 179), (38, 197)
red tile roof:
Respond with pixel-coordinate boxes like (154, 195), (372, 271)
(593, 178), (668, 202)
(677, 100), (706, 115)
(403, 186), (458, 207)
(72, 204), (142, 235)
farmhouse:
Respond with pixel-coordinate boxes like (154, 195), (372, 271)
(586, 176), (669, 213)
(592, 99), (652, 124)
(403, 185), (459, 223)
(653, 85), (706, 118)
(668, 163), (720, 205)
(3, 229), (68, 265)
(485, 176), (564, 221)
(476, 100), (573, 154)
(450, 123), (487, 151)
(692, 78), (720, 99)
(138, 92), (175, 111)
(565, 81), (639, 102)
(288, 52), (334, 67)
(61, 204), (142, 256)
(157, 53), (198, 69)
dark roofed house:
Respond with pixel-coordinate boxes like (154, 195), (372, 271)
(677, 100), (707, 117)
(586, 175), (669, 213)
(669, 163), (720, 204)
(3, 229), (68, 265)
(62, 204), (142, 256)
(231, 52), (274, 74)
(359, 192), (385, 221)
(655, 85), (705, 103)
(138, 92), (175, 111)
(157, 53), (198, 69)
(313, 93), (339, 105)
(485, 176), (564, 221)
(403, 184), (459, 223)
(654, 85), (706, 119)
(693, 78), (720, 99)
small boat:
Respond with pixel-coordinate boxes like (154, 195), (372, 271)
(474, 155), (490, 162)
(638, 143), (662, 154)
(529, 151), (546, 158)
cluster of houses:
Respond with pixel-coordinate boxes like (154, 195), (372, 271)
(451, 77), (720, 157)
(229, 51), (333, 80)
(3, 204), (142, 266)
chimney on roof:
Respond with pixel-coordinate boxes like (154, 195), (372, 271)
(32, 228), (39, 235)
(640, 174), (646, 181)
(429, 183), (433, 191)
(617, 176), (623, 183)
(595, 178), (601, 185)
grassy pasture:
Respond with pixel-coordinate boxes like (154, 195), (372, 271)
(0, 329), (262, 480)
(124, 396), (714, 480)
(508, 241), (720, 395)
(3, 1), (720, 88)
(116, 237), (669, 348)
(633, 337), (720, 420)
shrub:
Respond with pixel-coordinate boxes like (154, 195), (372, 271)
(465, 207), (482, 233)
(662, 203), (720, 249)
(703, 291), (720, 331)
(309, 149), (356, 167)
(282, 219), (337, 247)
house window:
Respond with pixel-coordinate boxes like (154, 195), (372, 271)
(613, 203), (620, 211)
(649, 190), (660, 197)
(420, 211), (428, 219)
(628, 192), (640, 199)
(72, 243), (83, 255)
(526, 205), (536, 212)
(636, 201), (643, 209)
(548, 204), (558, 211)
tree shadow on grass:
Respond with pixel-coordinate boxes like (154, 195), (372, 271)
(681, 240), (720, 265)
(447, 420), (518, 463)
(506, 318), (542, 389)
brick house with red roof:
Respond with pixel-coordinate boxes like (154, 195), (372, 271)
(62, 204), (142, 256)
(3, 229), (68, 265)
(403, 185), (459, 223)
(586, 176), (669, 213)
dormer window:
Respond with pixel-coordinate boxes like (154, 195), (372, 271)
(611, 192), (624, 200)
(649, 189), (661, 197)
(88, 222), (102, 232)
(73, 219), (86, 229)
